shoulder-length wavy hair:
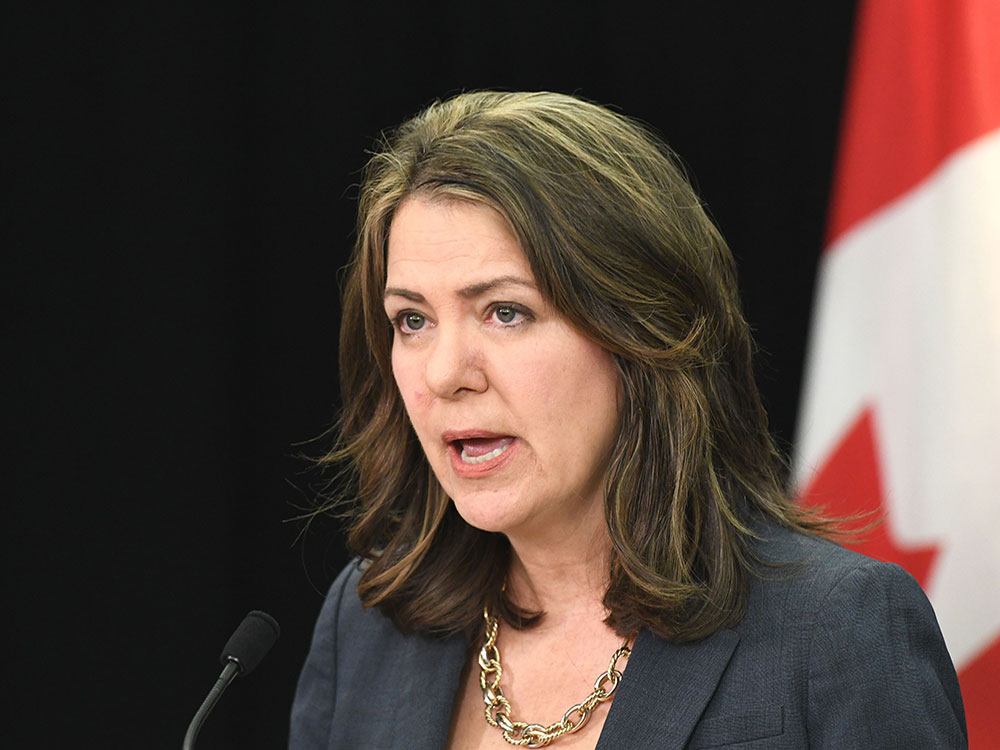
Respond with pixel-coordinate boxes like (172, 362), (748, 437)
(321, 91), (829, 642)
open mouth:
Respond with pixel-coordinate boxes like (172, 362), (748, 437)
(456, 436), (515, 464)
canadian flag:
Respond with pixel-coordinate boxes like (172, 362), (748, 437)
(793, 0), (1000, 746)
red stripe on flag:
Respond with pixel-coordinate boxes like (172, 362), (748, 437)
(826, 0), (1000, 246)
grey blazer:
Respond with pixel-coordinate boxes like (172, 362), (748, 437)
(289, 524), (966, 748)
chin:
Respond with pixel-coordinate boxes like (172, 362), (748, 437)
(448, 489), (530, 536)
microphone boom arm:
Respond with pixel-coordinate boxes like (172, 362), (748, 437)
(182, 659), (242, 750)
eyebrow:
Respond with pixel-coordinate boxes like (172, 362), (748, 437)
(383, 275), (537, 303)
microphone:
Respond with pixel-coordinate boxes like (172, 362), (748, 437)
(183, 610), (280, 750)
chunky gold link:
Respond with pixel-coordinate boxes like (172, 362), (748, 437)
(561, 702), (591, 730)
(496, 711), (517, 734)
(593, 668), (620, 698)
(478, 608), (631, 747)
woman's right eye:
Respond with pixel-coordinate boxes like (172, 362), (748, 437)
(397, 312), (426, 333)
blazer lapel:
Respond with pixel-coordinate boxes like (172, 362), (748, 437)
(596, 627), (740, 750)
(387, 632), (468, 750)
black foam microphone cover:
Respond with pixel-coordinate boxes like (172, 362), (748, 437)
(220, 610), (280, 676)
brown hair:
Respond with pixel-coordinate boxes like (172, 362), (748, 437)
(321, 91), (831, 641)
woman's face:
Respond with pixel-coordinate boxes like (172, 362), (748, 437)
(384, 197), (621, 542)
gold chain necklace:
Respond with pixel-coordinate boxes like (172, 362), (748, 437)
(478, 608), (631, 747)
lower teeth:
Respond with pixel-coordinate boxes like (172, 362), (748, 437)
(460, 442), (511, 464)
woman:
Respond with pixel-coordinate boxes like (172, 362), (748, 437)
(291, 92), (966, 749)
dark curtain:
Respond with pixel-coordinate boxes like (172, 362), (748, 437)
(5, 2), (855, 747)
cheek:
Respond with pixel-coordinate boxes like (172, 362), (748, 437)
(391, 350), (433, 414)
(507, 355), (579, 421)
(540, 346), (619, 435)
(409, 388), (434, 410)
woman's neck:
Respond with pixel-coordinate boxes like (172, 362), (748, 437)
(505, 519), (613, 628)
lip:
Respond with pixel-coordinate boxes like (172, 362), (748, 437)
(442, 429), (519, 478)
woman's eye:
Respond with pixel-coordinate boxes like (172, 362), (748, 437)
(397, 312), (426, 332)
(495, 306), (517, 324)
(489, 304), (530, 326)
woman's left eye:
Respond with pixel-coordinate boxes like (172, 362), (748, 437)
(489, 304), (530, 326)
(495, 306), (517, 323)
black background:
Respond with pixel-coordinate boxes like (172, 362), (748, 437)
(6, 2), (856, 747)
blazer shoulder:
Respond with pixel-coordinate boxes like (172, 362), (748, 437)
(289, 560), (399, 747)
(745, 523), (967, 747)
(313, 558), (412, 660)
(291, 559), (468, 749)
(747, 522), (913, 606)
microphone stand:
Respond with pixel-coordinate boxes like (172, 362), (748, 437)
(182, 659), (242, 750)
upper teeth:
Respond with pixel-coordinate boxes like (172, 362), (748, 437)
(460, 442), (511, 464)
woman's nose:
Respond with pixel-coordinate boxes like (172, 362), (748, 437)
(423, 325), (488, 398)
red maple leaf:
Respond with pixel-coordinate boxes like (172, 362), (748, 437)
(796, 407), (939, 587)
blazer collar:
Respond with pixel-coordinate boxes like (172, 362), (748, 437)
(596, 627), (741, 750)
